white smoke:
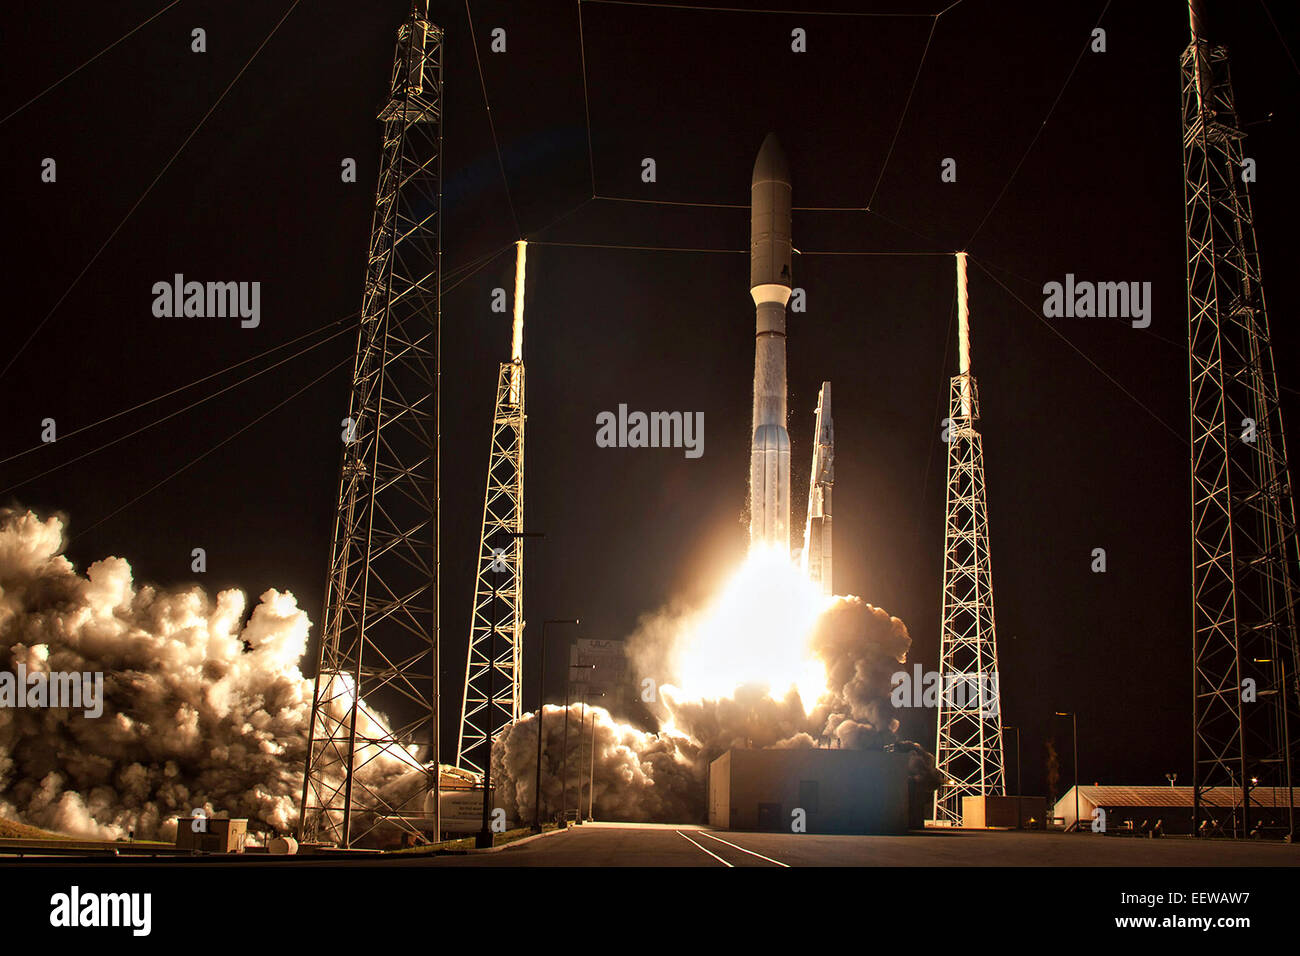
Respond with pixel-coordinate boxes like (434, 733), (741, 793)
(0, 509), (406, 840)
(491, 593), (942, 823)
(0, 507), (938, 838)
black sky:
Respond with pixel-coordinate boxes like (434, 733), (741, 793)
(2, 0), (1298, 802)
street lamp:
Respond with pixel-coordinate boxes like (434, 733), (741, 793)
(1004, 724), (1022, 829)
(586, 691), (605, 822)
(477, 530), (544, 849)
(560, 662), (595, 825)
(532, 618), (580, 833)
(1055, 712), (1079, 833)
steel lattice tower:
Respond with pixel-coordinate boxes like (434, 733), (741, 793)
(933, 253), (1005, 825)
(298, 4), (444, 848)
(457, 242), (528, 773)
(1182, 0), (1299, 839)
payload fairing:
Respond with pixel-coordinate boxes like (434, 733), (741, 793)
(748, 133), (794, 550)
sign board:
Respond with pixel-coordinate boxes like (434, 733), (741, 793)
(438, 788), (493, 833)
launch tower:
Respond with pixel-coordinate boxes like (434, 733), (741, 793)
(1182, 0), (1299, 839)
(299, 2), (444, 847)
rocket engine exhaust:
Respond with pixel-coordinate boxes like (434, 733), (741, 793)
(749, 133), (794, 552)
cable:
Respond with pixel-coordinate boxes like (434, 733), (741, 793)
(965, 0), (1113, 248)
(595, 195), (745, 210)
(0, 0), (304, 384)
(444, 244), (516, 293)
(0, 311), (357, 468)
(528, 239), (947, 255)
(0, 322), (352, 496)
(798, 249), (949, 256)
(866, 13), (940, 210)
(595, 195), (870, 211)
(1259, 0), (1300, 78)
(972, 257), (1186, 445)
(529, 239), (744, 253)
(0, 0), (183, 126)
(583, 0), (938, 17)
(527, 197), (596, 240)
(577, 0), (597, 195)
(909, 284), (957, 582)
(464, 0), (521, 236)
(71, 354), (353, 541)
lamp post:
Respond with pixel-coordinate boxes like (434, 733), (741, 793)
(575, 688), (587, 826)
(587, 692), (604, 822)
(476, 530), (544, 849)
(560, 661), (595, 825)
(1055, 712), (1078, 832)
(532, 618), (579, 833)
(1004, 724), (1022, 829)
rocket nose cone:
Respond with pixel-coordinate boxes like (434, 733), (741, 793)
(752, 133), (789, 187)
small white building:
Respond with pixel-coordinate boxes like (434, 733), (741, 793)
(1053, 785), (1298, 836)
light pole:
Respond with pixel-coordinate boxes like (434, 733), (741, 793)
(574, 688), (588, 826)
(560, 661), (595, 825)
(1004, 724), (1022, 829)
(586, 691), (604, 822)
(532, 618), (579, 833)
(477, 530), (543, 849)
(1055, 712), (1078, 832)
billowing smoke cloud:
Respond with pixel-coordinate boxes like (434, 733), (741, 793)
(491, 594), (942, 822)
(491, 705), (704, 824)
(0, 509), (408, 841)
(1, 507), (937, 838)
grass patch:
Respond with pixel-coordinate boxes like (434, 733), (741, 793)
(0, 817), (75, 841)
(389, 823), (560, 855)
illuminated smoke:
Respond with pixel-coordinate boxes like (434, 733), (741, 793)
(0, 509), (407, 840)
(1, 508), (938, 837)
(491, 575), (943, 821)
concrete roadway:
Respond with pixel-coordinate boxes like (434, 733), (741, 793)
(397, 822), (1300, 867)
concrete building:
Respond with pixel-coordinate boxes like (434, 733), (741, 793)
(1054, 785), (1300, 836)
(962, 794), (1047, 829)
(174, 817), (247, 853)
(708, 748), (911, 834)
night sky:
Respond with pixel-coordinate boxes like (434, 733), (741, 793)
(2, 0), (1298, 803)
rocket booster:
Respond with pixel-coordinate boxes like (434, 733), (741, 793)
(748, 133), (793, 551)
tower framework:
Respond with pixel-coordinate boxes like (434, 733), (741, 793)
(299, 4), (444, 847)
(457, 244), (527, 774)
(1182, 4), (1299, 839)
(933, 253), (1005, 825)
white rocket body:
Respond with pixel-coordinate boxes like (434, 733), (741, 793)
(749, 133), (793, 551)
(802, 382), (833, 594)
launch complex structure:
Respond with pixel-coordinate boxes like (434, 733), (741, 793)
(292, 0), (1300, 847)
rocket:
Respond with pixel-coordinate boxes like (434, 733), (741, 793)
(748, 133), (793, 551)
(801, 382), (833, 594)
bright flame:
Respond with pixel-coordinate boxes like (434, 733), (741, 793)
(669, 545), (833, 712)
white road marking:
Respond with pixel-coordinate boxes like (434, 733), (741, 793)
(696, 830), (791, 867)
(676, 829), (733, 866)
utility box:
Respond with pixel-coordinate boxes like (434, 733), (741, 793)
(708, 748), (911, 834)
(961, 795), (1046, 829)
(174, 817), (248, 853)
